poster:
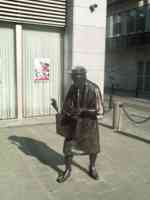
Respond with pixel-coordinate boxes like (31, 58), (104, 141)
(33, 58), (50, 80)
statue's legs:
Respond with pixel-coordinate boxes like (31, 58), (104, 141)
(57, 141), (99, 182)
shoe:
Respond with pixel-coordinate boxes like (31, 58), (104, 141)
(89, 166), (99, 180)
(56, 169), (71, 183)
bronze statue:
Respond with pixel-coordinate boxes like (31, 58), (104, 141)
(56, 66), (104, 183)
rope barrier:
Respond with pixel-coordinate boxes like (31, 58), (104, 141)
(121, 104), (150, 124)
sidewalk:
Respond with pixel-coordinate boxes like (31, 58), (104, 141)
(0, 123), (150, 200)
(102, 94), (150, 142)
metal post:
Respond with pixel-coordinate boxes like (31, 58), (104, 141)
(113, 101), (122, 131)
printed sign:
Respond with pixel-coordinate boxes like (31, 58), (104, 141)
(33, 58), (50, 80)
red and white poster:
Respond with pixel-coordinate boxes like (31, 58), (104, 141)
(33, 58), (50, 80)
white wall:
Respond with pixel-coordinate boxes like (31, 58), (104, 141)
(64, 0), (107, 96)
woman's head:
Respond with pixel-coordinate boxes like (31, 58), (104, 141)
(71, 66), (87, 89)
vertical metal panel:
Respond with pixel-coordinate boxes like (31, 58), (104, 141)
(23, 26), (62, 117)
(0, 24), (16, 119)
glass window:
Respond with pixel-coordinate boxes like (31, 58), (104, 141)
(127, 9), (136, 34)
(113, 14), (122, 36)
(145, 61), (150, 75)
(137, 61), (150, 91)
(145, 62), (150, 90)
(137, 61), (144, 76)
(145, 5), (150, 32)
(137, 61), (144, 90)
(106, 16), (114, 38)
(106, 17), (110, 38)
(121, 12), (127, 35)
(136, 6), (145, 32)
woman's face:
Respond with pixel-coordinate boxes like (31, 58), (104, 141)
(72, 74), (86, 89)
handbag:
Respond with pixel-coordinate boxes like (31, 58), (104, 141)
(51, 98), (72, 137)
(55, 113), (71, 137)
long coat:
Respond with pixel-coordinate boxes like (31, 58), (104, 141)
(62, 80), (103, 154)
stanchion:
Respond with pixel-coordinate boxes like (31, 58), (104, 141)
(113, 101), (122, 131)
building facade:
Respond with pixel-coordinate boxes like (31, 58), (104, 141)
(105, 0), (150, 99)
(0, 0), (107, 122)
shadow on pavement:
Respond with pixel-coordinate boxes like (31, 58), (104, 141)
(8, 136), (89, 175)
(115, 130), (150, 144)
(8, 136), (64, 173)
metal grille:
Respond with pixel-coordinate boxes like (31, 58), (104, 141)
(0, 0), (67, 27)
